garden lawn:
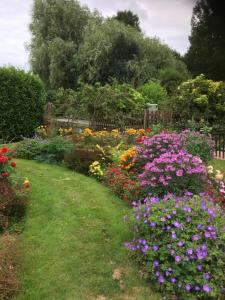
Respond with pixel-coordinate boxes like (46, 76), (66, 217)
(16, 160), (160, 300)
(211, 159), (225, 173)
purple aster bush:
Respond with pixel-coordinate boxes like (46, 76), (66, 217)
(180, 130), (215, 163)
(126, 193), (225, 299)
(139, 149), (208, 196)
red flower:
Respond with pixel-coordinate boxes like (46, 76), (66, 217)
(11, 161), (16, 167)
(0, 156), (7, 163)
(1, 171), (9, 177)
(1, 147), (8, 153)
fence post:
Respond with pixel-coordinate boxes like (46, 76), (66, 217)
(144, 110), (148, 130)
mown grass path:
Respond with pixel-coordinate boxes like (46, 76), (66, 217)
(16, 160), (160, 300)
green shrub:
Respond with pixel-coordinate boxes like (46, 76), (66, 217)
(65, 144), (113, 174)
(15, 137), (73, 164)
(180, 130), (215, 163)
(126, 193), (225, 299)
(138, 81), (168, 107)
(0, 67), (46, 141)
(171, 74), (225, 129)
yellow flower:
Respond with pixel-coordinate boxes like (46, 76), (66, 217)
(137, 129), (145, 135)
(111, 129), (120, 138)
(207, 165), (214, 174)
(84, 128), (93, 137)
(125, 128), (137, 135)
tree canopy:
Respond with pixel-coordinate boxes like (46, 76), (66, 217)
(185, 0), (225, 80)
(29, 0), (91, 89)
(114, 10), (141, 32)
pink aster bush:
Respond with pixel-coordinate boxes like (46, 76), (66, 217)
(126, 193), (225, 299)
(136, 133), (182, 169)
(139, 149), (208, 196)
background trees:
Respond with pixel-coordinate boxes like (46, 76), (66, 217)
(114, 10), (141, 32)
(185, 0), (225, 81)
(29, 0), (91, 89)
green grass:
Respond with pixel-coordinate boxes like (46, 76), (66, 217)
(211, 159), (225, 173)
(16, 160), (160, 300)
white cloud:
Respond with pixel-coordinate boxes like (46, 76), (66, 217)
(0, 0), (195, 69)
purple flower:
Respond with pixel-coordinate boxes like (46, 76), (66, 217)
(175, 255), (181, 263)
(170, 249), (175, 255)
(195, 286), (200, 291)
(168, 267), (173, 272)
(186, 248), (193, 255)
(153, 260), (159, 268)
(186, 284), (191, 291)
(155, 271), (160, 277)
(177, 240), (184, 247)
(208, 207), (216, 218)
(193, 234), (199, 241)
(152, 245), (159, 251)
(167, 244), (172, 249)
(171, 231), (177, 239)
(197, 264), (202, 271)
(204, 273), (211, 280)
(170, 277), (177, 283)
(150, 221), (156, 227)
(161, 217), (166, 222)
(203, 284), (211, 293)
(173, 221), (181, 228)
(159, 275), (165, 284)
(204, 231), (211, 238)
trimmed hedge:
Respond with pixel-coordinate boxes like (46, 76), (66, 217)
(0, 67), (45, 141)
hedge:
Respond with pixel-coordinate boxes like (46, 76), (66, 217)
(0, 67), (46, 141)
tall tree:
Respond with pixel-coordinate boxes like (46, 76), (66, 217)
(29, 0), (91, 89)
(114, 10), (141, 32)
(185, 0), (225, 80)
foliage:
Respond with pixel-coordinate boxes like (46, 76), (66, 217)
(0, 67), (45, 141)
(77, 18), (188, 86)
(180, 130), (215, 163)
(76, 82), (146, 123)
(185, 0), (225, 81)
(138, 81), (168, 106)
(35, 125), (48, 139)
(139, 149), (207, 196)
(172, 75), (225, 129)
(126, 193), (225, 299)
(15, 137), (73, 164)
(29, 0), (91, 89)
(114, 10), (141, 31)
(64, 144), (112, 174)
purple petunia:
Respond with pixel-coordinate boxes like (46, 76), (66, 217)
(175, 255), (181, 263)
(186, 284), (191, 291)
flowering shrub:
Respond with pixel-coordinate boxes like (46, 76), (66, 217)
(119, 148), (136, 170)
(136, 133), (182, 169)
(0, 147), (16, 178)
(139, 150), (207, 196)
(180, 130), (215, 163)
(105, 164), (141, 203)
(126, 193), (225, 299)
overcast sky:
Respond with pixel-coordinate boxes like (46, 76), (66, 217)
(0, 0), (195, 70)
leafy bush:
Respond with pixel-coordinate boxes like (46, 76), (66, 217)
(139, 150), (207, 196)
(138, 81), (168, 106)
(126, 193), (225, 299)
(15, 137), (73, 164)
(172, 74), (225, 129)
(0, 67), (45, 141)
(180, 130), (215, 163)
(65, 145), (112, 174)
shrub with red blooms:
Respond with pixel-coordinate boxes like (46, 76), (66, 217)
(205, 180), (225, 210)
(105, 164), (141, 203)
(0, 147), (16, 179)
